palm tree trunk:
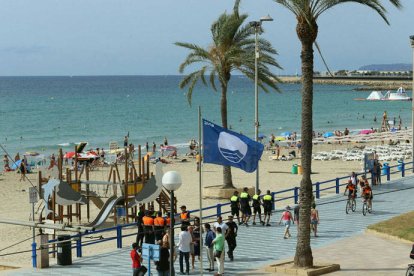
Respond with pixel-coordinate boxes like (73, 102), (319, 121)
(220, 81), (234, 189)
(294, 20), (315, 268)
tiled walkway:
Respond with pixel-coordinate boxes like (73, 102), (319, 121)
(9, 176), (414, 275)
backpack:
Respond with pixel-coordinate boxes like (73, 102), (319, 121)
(410, 244), (414, 260)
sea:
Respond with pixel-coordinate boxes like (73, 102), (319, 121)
(0, 75), (412, 156)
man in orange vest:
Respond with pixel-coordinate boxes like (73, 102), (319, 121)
(180, 205), (190, 226)
(154, 211), (166, 243)
(142, 211), (155, 244)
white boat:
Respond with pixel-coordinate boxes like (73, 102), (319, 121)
(384, 87), (412, 101)
(365, 87), (411, 101)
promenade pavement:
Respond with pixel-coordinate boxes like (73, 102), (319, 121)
(6, 175), (414, 275)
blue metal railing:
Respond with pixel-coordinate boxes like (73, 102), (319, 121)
(37, 160), (413, 267)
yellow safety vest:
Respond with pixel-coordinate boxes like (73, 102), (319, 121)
(263, 194), (272, 201)
(240, 192), (248, 198)
(230, 195), (238, 202)
(252, 194), (259, 200)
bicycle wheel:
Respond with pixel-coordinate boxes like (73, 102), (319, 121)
(346, 200), (351, 214)
(351, 199), (356, 212)
(362, 202), (367, 216)
(406, 265), (414, 276)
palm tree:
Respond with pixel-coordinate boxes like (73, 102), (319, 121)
(176, 0), (281, 189)
(273, 0), (401, 267)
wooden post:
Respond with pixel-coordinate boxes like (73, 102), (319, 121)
(124, 148), (129, 224)
(114, 163), (121, 183)
(38, 171), (43, 222)
(113, 172), (117, 196)
(74, 146), (78, 182)
(138, 145), (142, 178)
(86, 166), (90, 222)
(146, 156), (150, 180)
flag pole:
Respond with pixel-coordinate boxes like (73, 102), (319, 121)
(198, 106), (203, 275)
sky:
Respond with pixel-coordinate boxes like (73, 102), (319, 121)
(0, 0), (413, 76)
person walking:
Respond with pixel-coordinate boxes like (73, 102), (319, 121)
(130, 243), (145, 276)
(177, 225), (192, 275)
(192, 217), (201, 269)
(155, 242), (170, 276)
(212, 227), (225, 276)
(229, 191), (241, 224)
(279, 206), (294, 239)
(252, 189), (264, 225)
(204, 223), (215, 272)
(19, 158), (26, 182)
(262, 190), (272, 226)
(239, 187), (251, 226)
(310, 203), (320, 237)
(225, 215), (238, 261)
(136, 206), (145, 248)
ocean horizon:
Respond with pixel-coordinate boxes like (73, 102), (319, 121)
(0, 75), (412, 156)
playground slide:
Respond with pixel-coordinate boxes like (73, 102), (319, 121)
(85, 195), (124, 228)
(81, 190), (105, 209)
(128, 162), (163, 208)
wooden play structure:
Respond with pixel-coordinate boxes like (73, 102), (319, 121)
(37, 145), (175, 227)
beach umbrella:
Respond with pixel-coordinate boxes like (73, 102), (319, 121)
(64, 152), (77, 159)
(323, 132), (334, 138)
(359, 129), (373, 135)
(275, 136), (285, 141)
(280, 131), (292, 137)
(11, 160), (22, 170)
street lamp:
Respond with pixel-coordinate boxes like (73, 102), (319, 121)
(162, 171), (182, 276)
(250, 15), (273, 193)
(410, 35), (414, 172)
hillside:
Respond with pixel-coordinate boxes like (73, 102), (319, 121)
(359, 63), (412, 71)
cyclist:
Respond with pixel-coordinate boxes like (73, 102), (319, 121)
(361, 182), (373, 211)
(359, 175), (369, 189)
(344, 180), (357, 199)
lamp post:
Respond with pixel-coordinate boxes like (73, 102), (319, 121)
(162, 171), (182, 276)
(410, 35), (414, 172)
(250, 15), (273, 193)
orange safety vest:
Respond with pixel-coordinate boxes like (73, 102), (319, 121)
(142, 216), (154, 226)
(154, 217), (165, 226)
(180, 212), (189, 220)
(166, 217), (171, 225)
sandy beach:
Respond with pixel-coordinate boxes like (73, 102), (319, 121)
(0, 134), (411, 268)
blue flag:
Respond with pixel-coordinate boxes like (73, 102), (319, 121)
(202, 119), (264, 173)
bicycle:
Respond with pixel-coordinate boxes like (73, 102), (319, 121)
(345, 194), (356, 214)
(406, 263), (414, 276)
(362, 198), (372, 216)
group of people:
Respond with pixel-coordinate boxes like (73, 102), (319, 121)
(344, 172), (374, 211)
(230, 188), (273, 227)
(2, 154), (28, 181)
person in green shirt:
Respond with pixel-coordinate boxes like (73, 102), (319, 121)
(212, 227), (225, 276)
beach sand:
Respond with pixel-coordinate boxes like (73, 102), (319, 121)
(0, 139), (408, 268)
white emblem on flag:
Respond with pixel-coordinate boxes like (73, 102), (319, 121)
(218, 132), (247, 163)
